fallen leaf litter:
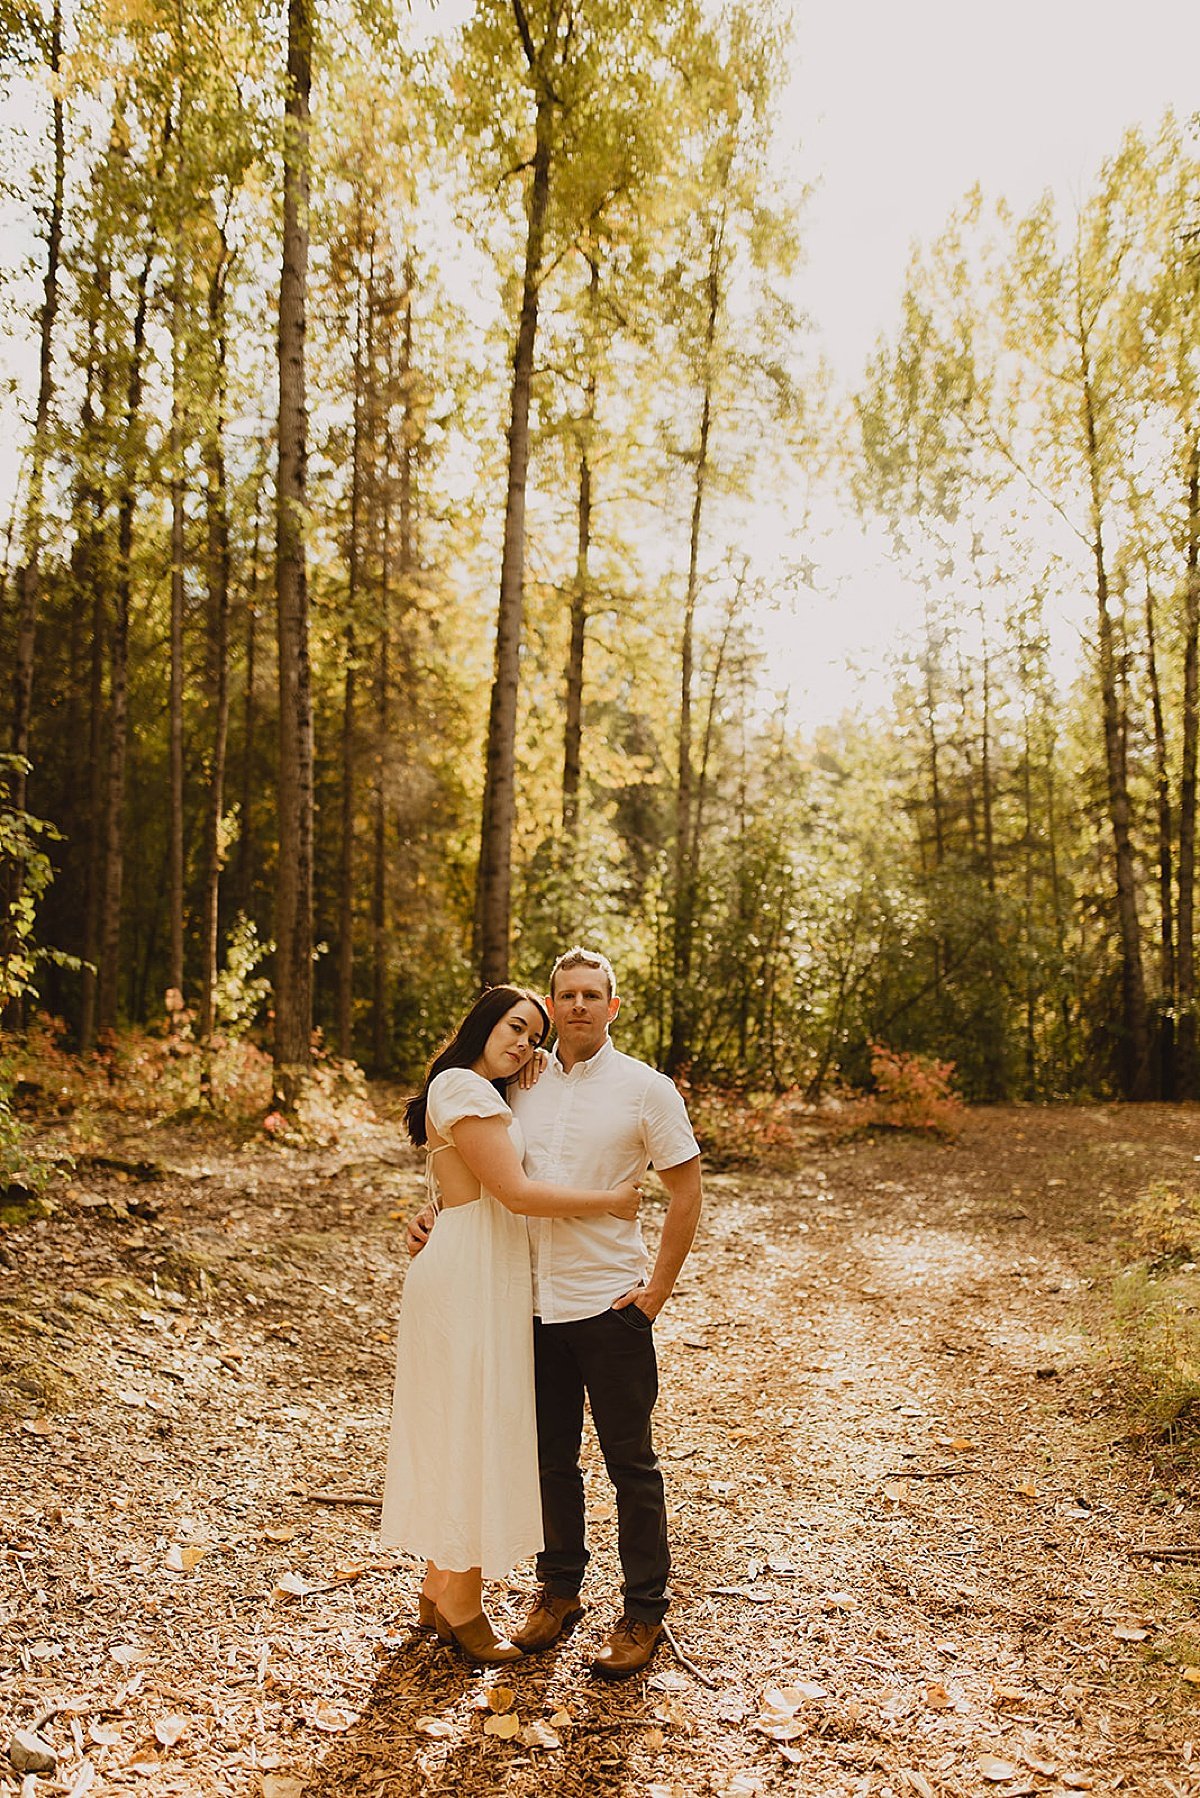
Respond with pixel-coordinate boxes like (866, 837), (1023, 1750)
(1, 1104), (1199, 1794)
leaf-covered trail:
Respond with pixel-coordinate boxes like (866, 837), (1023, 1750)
(2, 1104), (1199, 1797)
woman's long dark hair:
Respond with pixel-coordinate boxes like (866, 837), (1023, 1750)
(404, 985), (550, 1146)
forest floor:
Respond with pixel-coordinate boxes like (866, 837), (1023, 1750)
(2, 1099), (1200, 1798)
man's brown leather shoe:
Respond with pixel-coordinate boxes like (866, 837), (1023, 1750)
(590, 1615), (662, 1678)
(512, 1587), (585, 1653)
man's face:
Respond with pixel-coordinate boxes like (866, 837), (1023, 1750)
(547, 964), (620, 1060)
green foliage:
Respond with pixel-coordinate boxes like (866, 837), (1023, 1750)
(0, 757), (76, 1013)
(0, 762), (78, 1198)
(210, 915), (273, 1040)
(0, 1051), (48, 1203)
(4, 0), (1198, 1110)
(851, 118), (1200, 1101)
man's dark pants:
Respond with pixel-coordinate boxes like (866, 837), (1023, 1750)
(532, 1307), (669, 1624)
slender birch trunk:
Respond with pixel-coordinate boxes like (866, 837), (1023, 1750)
(273, 0), (315, 1106)
(198, 233), (232, 1058)
(10, 0), (64, 818)
(474, 0), (565, 986)
(1177, 435), (1200, 1096)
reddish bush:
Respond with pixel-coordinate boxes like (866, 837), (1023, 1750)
(858, 1041), (962, 1136)
(670, 1070), (817, 1169)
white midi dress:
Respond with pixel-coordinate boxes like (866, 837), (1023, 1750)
(379, 1068), (543, 1577)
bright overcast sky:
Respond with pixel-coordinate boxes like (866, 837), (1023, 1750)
(786, 0), (1200, 385)
(764, 0), (1200, 726)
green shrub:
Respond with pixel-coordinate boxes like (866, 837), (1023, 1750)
(1, 760), (78, 1197)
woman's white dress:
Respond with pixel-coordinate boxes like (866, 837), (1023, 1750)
(379, 1067), (543, 1577)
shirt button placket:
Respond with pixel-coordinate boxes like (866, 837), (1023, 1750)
(546, 1080), (577, 1317)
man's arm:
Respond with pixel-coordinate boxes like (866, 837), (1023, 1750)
(612, 1155), (702, 1321)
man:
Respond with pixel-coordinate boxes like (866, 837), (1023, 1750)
(408, 946), (702, 1677)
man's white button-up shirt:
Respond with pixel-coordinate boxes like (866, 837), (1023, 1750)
(510, 1038), (700, 1325)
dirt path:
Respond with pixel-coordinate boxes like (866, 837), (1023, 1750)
(3, 1103), (1199, 1797)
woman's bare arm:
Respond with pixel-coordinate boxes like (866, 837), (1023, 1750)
(450, 1115), (639, 1219)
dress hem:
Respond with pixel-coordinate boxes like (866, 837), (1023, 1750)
(378, 1534), (544, 1580)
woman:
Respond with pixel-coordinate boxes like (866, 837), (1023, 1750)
(380, 985), (640, 1664)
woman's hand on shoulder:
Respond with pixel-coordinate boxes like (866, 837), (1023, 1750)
(607, 1178), (642, 1221)
(513, 1045), (548, 1092)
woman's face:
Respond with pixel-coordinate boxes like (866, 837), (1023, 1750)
(473, 1002), (544, 1082)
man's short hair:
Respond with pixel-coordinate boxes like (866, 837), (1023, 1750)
(549, 946), (618, 1000)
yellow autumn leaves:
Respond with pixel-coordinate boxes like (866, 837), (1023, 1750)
(416, 1684), (571, 1751)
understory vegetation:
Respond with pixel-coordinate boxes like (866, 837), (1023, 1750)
(1110, 1180), (1200, 1455)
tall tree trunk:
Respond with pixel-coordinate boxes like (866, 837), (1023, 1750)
(9, 0), (64, 818)
(1144, 571), (1175, 1098)
(1044, 719), (1073, 1083)
(370, 395), (393, 1072)
(370, 609), (390, 1071)
(921, 605), (946, 868)
(337, 632), (356, 1058)
(979, 626), (995, 894)
(562, 257), (599, 839)
(919, 606), (946, 1009)
(198, 236), (232, 1055)
(1079, 310), (1149, 1097)
(1177, 434), (1200, 1097)
(1020, 706), (1037, 1097)
(273, 0), (315, 1107)
(168, 209), (187, 1007)
(0, 480), (21, 630)
(692, 586), (737, 875)
(371, 271), (410, 1071)
(79, 583), (107, 1052)
(62, 308), (104, 965)
(97, 142), (166, 1034)
(664, 380), (708, 1072)
(474, 0), (564, 986)
(952, 628), (980, 860)
(562, 436), (591, 838)
(236, 462), (266, 918)
(3, 0), (64, 1030)
(337, 236), (370, 1061)
(76, 239), (115, 1053)
(666, 214), (723, 1075)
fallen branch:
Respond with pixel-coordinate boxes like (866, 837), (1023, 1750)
(661, 1620), (718, 1689)
(881, 1466), (969, 1480)
(298, 1560), (406, 1596)
(1128, 1544), (1200, 1560)
(291, 1486), (380, 1508)
(77, 1153), (164, 1182)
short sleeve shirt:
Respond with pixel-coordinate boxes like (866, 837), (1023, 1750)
(510, 1039), (700, 1323)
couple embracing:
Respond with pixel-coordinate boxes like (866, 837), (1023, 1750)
(381, 947), (703, 1676)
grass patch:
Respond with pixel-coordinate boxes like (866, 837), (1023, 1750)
(0, 1277), (156, 1414)
(1107, 1181), (1200, 1454)
(1143, 1628), (1200, 1672)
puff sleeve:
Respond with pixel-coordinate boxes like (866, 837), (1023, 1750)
(426, 1067), (512, 1138)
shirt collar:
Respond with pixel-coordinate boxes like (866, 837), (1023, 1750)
(550, 1036), (615, 1078)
